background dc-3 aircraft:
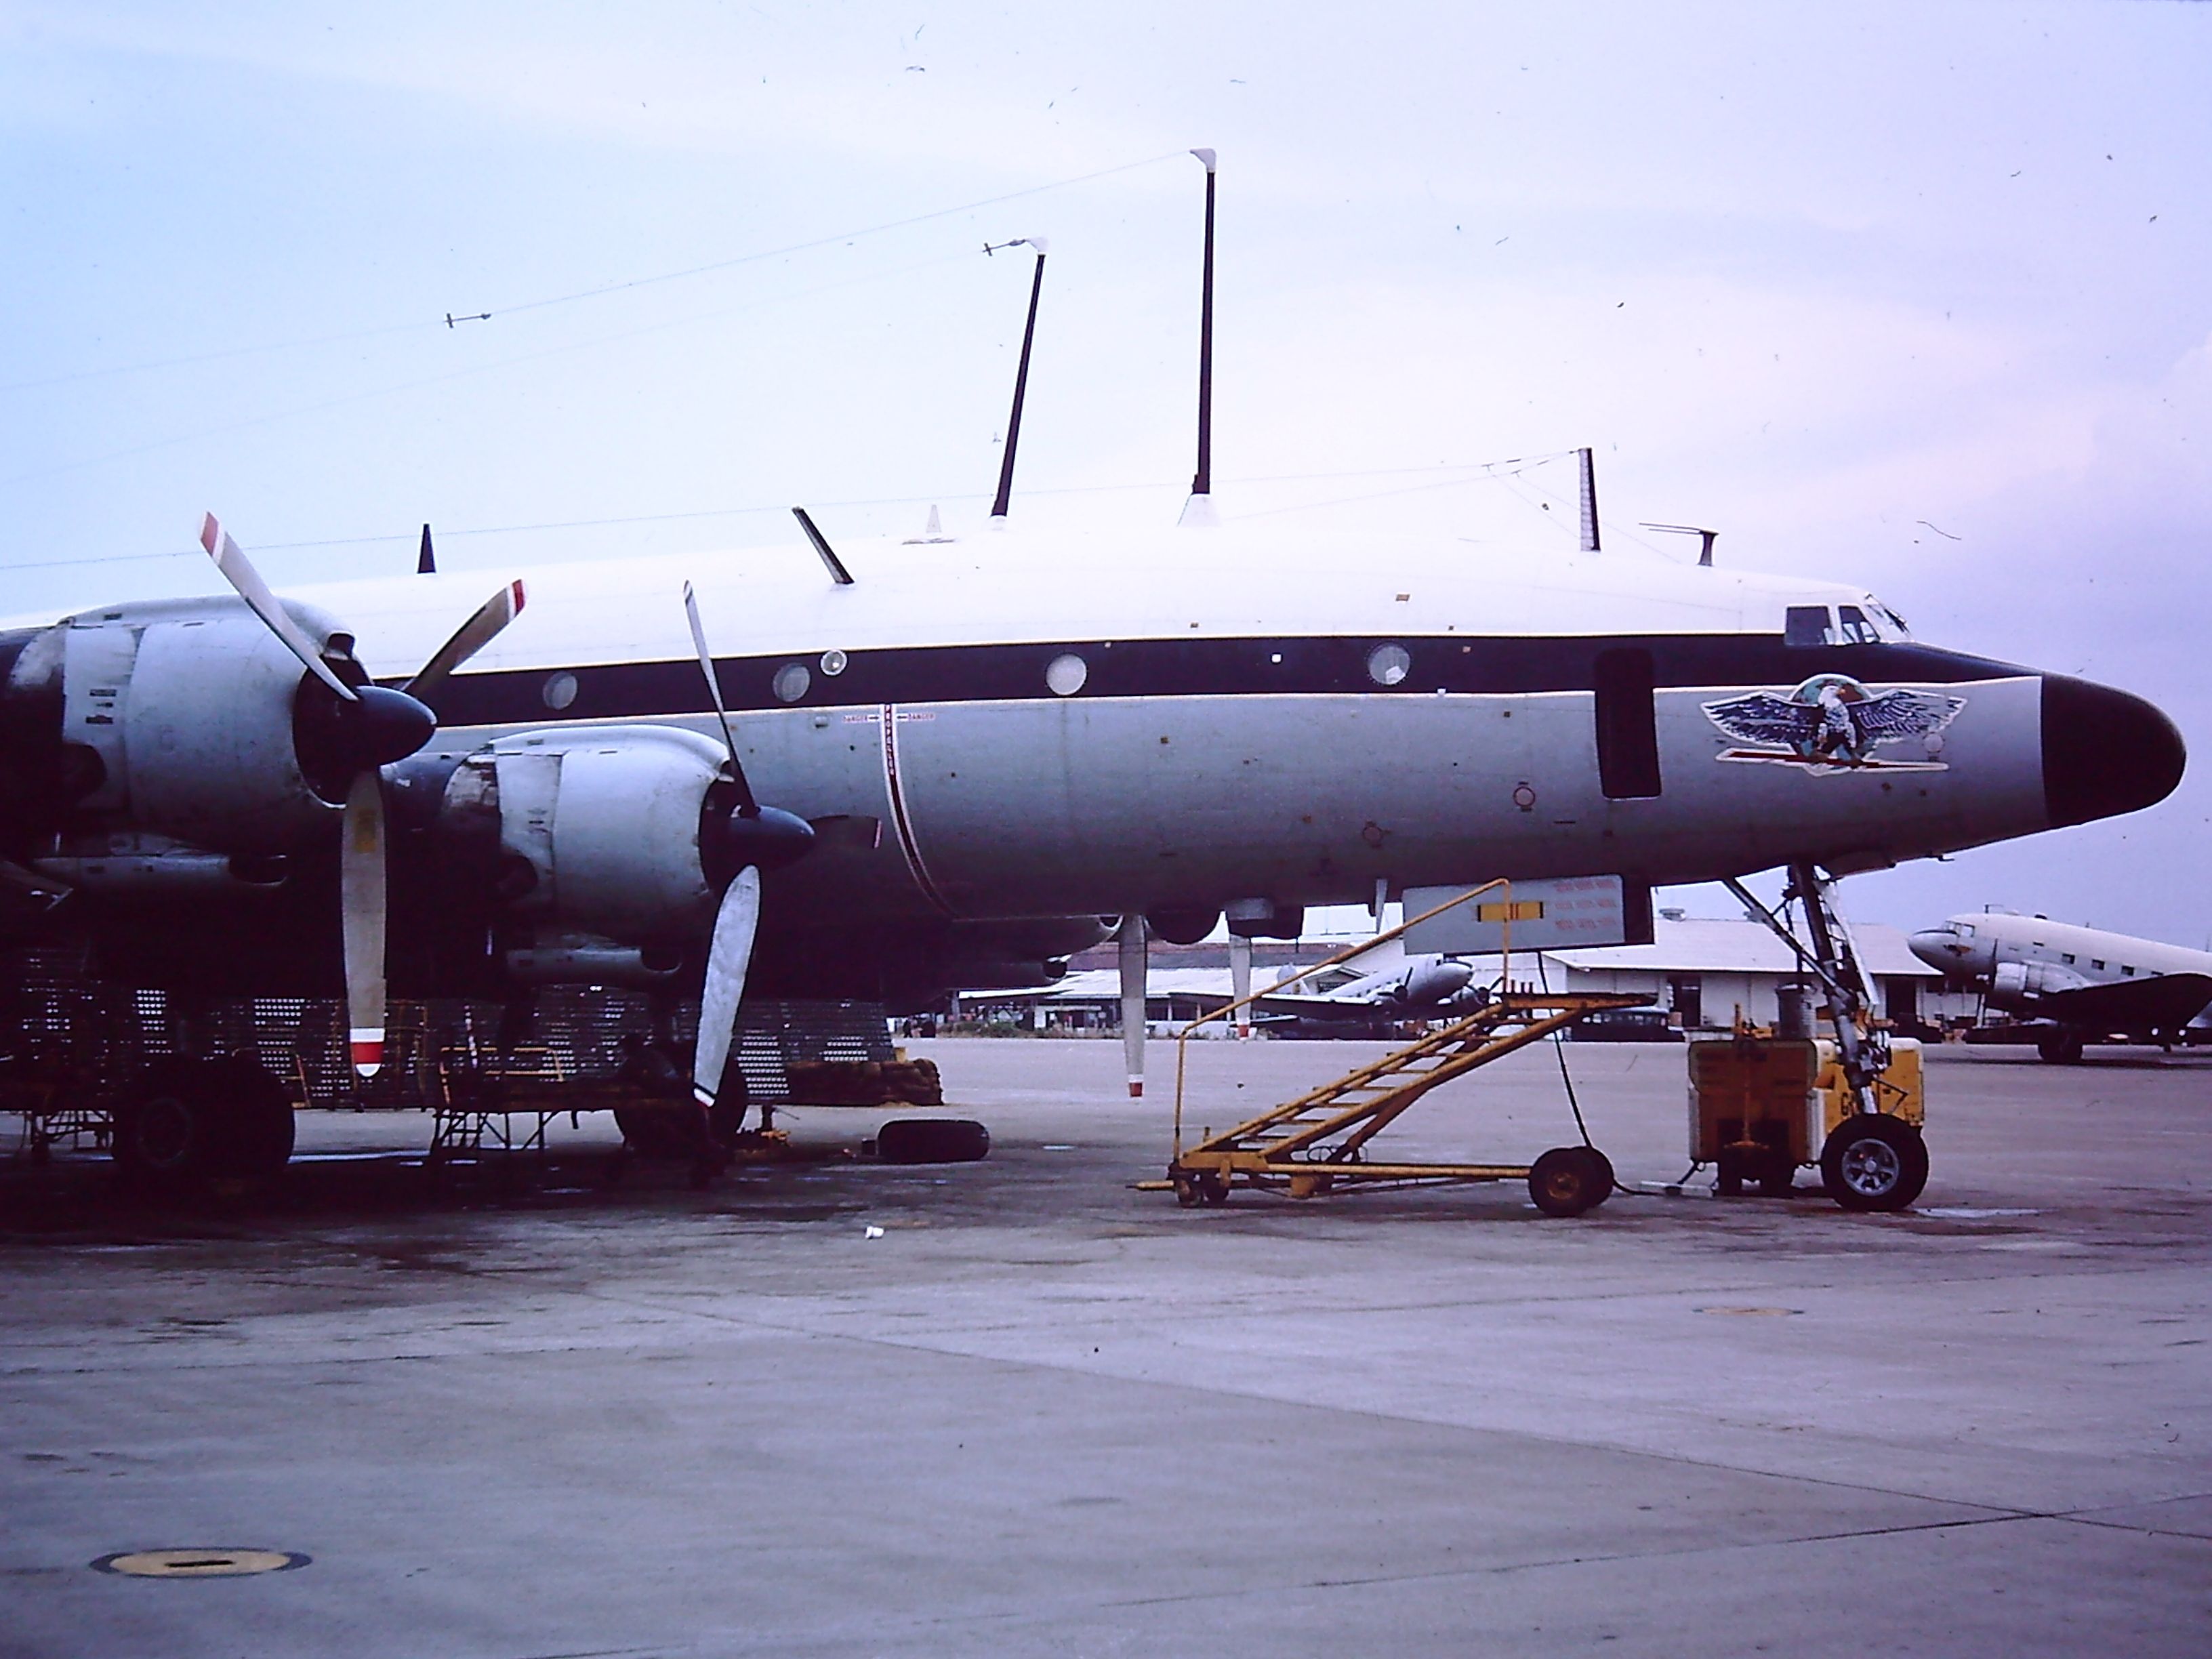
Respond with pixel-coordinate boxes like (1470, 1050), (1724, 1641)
(0, 155), (2189, 1190)
(1910, 912), (2212, 1062)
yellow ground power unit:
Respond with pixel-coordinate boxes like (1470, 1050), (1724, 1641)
(1688, 1036), (1925, 1197)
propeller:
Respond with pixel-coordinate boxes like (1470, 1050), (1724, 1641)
(681, 582), (815, 1114)
(201, 514), (527, 1078)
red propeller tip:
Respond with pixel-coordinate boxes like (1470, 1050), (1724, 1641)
(350, 1032), (384, 1076)
(199, 514), (220, 554)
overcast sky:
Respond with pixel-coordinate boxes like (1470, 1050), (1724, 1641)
(4, 2), (2207, 943)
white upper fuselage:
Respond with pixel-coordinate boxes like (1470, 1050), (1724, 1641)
(227, 523), (1898, 682)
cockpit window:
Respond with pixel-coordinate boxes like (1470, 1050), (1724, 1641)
(1784, 605), (1832, 648)
(1868, 599), (1910, 638)
(1837, 605), (1881, 645)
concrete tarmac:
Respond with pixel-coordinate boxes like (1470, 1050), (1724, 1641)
(3, 1038), (2208, 1656)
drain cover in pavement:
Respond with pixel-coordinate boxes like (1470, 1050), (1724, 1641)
(91, 1549), (308, 1577)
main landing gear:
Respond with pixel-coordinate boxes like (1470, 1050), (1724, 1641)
(110, 1053), (295, 1195)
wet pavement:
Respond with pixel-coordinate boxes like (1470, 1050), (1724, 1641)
(3, 1039), (2207, 1656)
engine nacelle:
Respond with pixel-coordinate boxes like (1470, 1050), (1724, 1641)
(1991, 959), (2090, 1004)
(441, 725), (728, 944)
(3, 597), (358, 856)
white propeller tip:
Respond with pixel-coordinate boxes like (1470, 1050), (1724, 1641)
(691, 1086), (716, 1109)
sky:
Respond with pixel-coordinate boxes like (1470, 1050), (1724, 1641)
(3, 1), (2208, 943)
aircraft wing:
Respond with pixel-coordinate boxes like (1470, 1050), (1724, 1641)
(1252, 992), (1387, 1019)
(2035, 972), (2212, 1033)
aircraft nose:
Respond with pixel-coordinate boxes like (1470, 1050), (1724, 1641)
(1907, 928), (1962, 972)
(2041, 675), (2186, 829)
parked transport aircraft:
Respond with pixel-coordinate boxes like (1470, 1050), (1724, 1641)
(0, 153), (2189, 1194)
(1909, 912), (2212, 1061)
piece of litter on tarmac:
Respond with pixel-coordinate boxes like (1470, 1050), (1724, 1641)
(863, 1225), (885, 1239)
(1921, 1207), (2040, 1219)
(1043, 1144), (1077, 1151)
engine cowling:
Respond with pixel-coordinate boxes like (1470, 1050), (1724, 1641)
(0, 596), (431, 857)
(1991, 959), (2091, 1004)
(438, 725), (729, 945)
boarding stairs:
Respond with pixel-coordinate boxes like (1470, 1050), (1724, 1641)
(1163, 989), (1642, 1204)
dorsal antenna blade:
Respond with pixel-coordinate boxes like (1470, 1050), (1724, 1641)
(417, 523), (436, 575)
(1179, 148), (1218, 529)
(792, 508), (855, 585)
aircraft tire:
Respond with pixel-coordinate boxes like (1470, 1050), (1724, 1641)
(2036, 1030), (2085, 1065)
(614, 1103), (706, 1162)
(1529, 1145), (1614, 1217)
(1819, 1114), (1928, 1212)
(111, 1056), (293, 1193)
(875, 1118), (991, 1164)
(1757, 1148), (1799, 1196)
(211, 1053), (296, 1179)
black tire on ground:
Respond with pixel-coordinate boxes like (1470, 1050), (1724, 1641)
(1757, 1147), (1799, 1196)
(1529, 1145), (1614, 1217)
(613, 1103), (708, 1161)
(210, 1052), (295, 1179)
(1819, 1113), (1929, 1212)
(110, 1056), (293, 1193)
(2036, 1029), (2085, 1065)
(1714, 1147), (1747, 1197)
(875, 1118), (991, 1164)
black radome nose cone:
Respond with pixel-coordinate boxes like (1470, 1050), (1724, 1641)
(2042, 675), (2186, 828)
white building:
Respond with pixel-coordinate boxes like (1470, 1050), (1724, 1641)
(957, 916), (1975, 1034)
(1534, 916), (1971, 1030)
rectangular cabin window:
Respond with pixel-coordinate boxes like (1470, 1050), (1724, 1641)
(2062, 954), (2076, 964)
(2123, 965), (2136, 977)
(2091, 958), (2106, 970)
(1593, 647), (1662, 800)
(1784, 606), (1832, 648)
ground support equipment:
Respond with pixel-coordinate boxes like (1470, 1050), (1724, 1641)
(1717, 867), (1931, 1210)
(1153, 991), (1644, 1213)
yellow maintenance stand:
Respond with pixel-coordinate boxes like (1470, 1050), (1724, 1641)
(1148, 882), (1643, 1217)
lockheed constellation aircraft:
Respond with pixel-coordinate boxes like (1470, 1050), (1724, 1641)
(0, 154), (2188, 1194)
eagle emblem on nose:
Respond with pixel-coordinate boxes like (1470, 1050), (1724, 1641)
(1703, 674), (1963, 773)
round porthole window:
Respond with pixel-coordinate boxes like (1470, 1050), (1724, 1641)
(819, 649), (849, 676)
(541, 671), (579, 710)
(1366, 643), (1412, 687)
(1045, 653), (1088, 697)
(773, 662), (811, 703)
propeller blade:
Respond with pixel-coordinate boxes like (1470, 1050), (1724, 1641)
(405, 579), (527, 701)
(681, 582), (758, 815)
(340, 770), (388, 1080)
(200, 513), (356, 701)
(692, 865), (761, 1108)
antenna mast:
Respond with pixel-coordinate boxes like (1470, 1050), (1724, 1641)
(987, 239), (1048, 525)
(1577, 447), (1601, 552)
(1180, 148), (1218, 528)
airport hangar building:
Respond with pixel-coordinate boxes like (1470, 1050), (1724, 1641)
(963, 916), (1975, 1034)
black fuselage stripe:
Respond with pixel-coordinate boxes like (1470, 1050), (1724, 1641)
(407, 634), (2032, 729)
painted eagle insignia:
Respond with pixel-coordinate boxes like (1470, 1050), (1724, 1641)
(1702, 674), (1963, 773)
